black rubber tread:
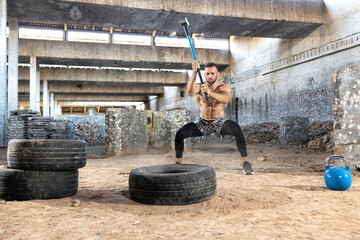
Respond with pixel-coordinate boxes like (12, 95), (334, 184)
(7, 139), (87, 171)
(129, 178), (215, 191)
(129, 164), (216, 205)
(8, 139), (86, 149)
(130, 183), (216, 198)
(130, 189), (216, 205)
(0, 166), (78, 201)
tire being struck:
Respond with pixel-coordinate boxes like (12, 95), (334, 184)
(129, 164), (216, 205)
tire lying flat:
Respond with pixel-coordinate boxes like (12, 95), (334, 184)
(0, 166), (78, 201)
(7, 139), (87, 171)
(129, 164), (216, 205)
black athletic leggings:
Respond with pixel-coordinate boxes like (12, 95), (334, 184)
(175, 120), (247, 158)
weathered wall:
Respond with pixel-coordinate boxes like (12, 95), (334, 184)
(105, 108), (147, 155)
(224, 0), (360, 125)
(333, 64), (360, 169)
(154, 1), (360, 130)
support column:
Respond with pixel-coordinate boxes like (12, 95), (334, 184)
(54, 99), (58, 115)
(0, 0), (7, 146)
(43, 79), (49, 116)
(29, 56), (37, 111)
(8, 18), (19, 116)
(36, 68), (40, 113)
(50, 93), (55, 116)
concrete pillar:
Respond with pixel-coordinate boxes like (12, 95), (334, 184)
(29, 56), (37, 111)
(57, 104), (62, 115)
(8, 18), (19, 116)
(0, 0), (7, 146)
(36, 68), (41, 112)
(54, 99), (62, 115)
(50, 93), (55, 116)
(54, 99), (58, 115)
(43, 79), (49, 116)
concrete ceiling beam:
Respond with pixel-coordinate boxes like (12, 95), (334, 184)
(18, 94), (148, 102)
(18, 82), (164, 96)
(18, 67), (188, 86)
(18, 39), (230, 70)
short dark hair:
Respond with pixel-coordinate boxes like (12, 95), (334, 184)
(204, 62), (219, 71)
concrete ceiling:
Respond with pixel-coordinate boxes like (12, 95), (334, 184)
(8, 0), (322, 39)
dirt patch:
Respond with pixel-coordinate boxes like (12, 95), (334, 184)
(0, 143), (359, 239)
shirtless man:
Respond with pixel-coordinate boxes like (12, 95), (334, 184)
(175, 61), (254, 175)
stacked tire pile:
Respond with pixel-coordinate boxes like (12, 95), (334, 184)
(48, 120), (70, 139)
(27, 117), (51, 139)
(6, 110), (41, 142)
(0, 139), (87, 201)
(6, 110), (70, 143)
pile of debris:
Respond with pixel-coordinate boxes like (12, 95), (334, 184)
(307, 121), (334, 151)
(74, 121), (104, 145)
(242, 122), (280, 144)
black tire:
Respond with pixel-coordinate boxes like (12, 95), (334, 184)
(7, 139), (87, 171)
(0, 166), (78, 201)
(129, 164), (216, 205)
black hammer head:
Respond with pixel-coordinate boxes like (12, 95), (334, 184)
(179, 17), (189, 26)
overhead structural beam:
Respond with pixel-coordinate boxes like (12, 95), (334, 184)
(18, 83), (164, 96)
(18, 100), (146, 106)
(54, 95), (148, 102)
(17, 39), (230, 70)
(56, 101), (143, 107)
(18, 67), (188, 86)
(19, 94), (148, 102)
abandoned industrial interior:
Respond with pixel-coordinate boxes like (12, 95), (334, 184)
(0, 0), (360, 239)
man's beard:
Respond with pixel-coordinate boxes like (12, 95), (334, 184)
(206, 78), (217, 85)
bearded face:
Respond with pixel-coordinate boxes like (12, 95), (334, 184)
(204, 66), (220, 85)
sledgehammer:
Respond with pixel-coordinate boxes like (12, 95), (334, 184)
(180, 17), (209, 102)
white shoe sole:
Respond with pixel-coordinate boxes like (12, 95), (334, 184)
(243, 170), (254, 175)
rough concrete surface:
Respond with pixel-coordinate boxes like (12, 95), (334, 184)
(105, 108), (147, 155)
(280, 116), (309, 145)
(333, 64), (360, 168)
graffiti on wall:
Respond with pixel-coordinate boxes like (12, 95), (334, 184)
(295, 88), (332, 103)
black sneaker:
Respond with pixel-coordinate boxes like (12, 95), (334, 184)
(242, 161), (254, 175)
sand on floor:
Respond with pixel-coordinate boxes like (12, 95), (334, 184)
(0, 143), (359, 240)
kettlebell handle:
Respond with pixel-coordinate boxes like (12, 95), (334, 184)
(325, 155), (350, 167)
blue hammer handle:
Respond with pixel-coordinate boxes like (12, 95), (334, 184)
(183, 24), (209, 102)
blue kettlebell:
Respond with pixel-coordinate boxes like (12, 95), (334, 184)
(324, 155), (352, 191)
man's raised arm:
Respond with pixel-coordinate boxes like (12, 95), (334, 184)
(187, 61), (201, 96)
